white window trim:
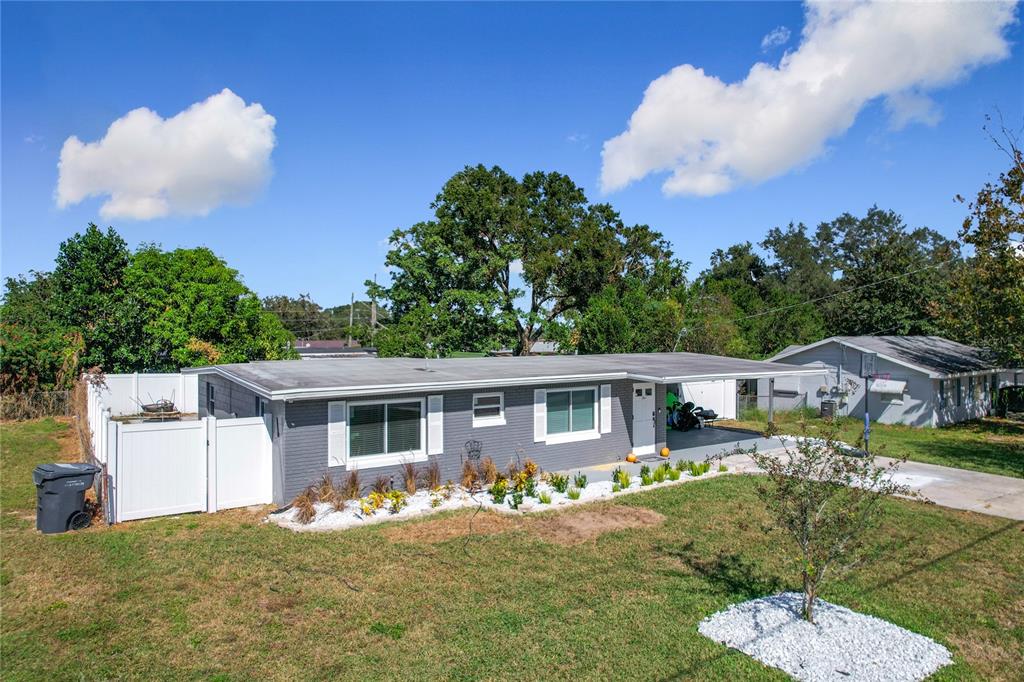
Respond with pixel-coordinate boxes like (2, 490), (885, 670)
(471, 391), (506, 428)
(542, 386), (600, 445)
(345, 397), (427, 470)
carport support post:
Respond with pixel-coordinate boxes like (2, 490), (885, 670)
(767, 378), (775, 424)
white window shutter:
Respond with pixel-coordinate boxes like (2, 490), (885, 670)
(327, 401), (347, 467)
(534, 389), (546, 442)
(600, 384), (612, 434)
(427, 395), (444, 455)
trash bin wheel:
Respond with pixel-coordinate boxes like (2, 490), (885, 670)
(67, 510), (91, 531)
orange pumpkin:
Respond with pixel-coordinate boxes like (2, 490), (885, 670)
(625, 452), (638, 463)
(660, 447), (671, 458)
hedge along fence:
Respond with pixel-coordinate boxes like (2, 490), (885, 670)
(0, 390), (73, 420)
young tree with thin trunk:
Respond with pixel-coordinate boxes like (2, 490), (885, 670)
(746, 421), (911, 623)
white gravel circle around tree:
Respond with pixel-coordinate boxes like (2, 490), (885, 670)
(697, 593), (952, 682)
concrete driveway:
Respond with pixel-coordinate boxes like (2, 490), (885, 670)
(722, 450), (1024, 521)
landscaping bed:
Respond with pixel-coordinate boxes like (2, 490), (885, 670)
(272, 459), (726, 532)
(699, 593), (952, 682)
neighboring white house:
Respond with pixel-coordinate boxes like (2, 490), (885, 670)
(764, 336), (1017, 427)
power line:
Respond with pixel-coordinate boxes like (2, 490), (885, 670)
(728, 259), (954, 324)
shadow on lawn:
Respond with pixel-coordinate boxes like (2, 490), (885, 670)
(656, 540), (786, 601)
(863, 520), (1023, 595)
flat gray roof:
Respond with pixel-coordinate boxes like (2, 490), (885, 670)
(184, 352), (826, 400)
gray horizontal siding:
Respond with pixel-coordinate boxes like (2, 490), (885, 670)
(198, 374), (262, 419)
(767, 342), (939, 426)
(280, 379), (664, 502)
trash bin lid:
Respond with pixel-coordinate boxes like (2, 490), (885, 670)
(32, 462), (101, 484)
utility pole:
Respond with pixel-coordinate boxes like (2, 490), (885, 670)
(370, 274), (378, 329)
(348, 292), (354, 347)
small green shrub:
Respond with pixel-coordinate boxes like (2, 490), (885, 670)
(573, 472), (588, 489)
(616, 469), (632, 488)
(490, 478), (508, 504)
(641, 473), (653, 486)
(639, 464), (651, 478)
(611, 466), (622, 482)
(674, 460), (687, 472)
(524, 478), (538, 497)
(687, 461), (711, 477)
(549, 473), (570, 493)
(508, 490), (524, 510)
(386, 489), (408, 514)
(567, 487), (581, 500)
(652, 467), (666, 483)
(719, 463), (728, 472)
(538, 491), (552, 504)
(612, 483), (621, 493)
(667, 468), (681, 481)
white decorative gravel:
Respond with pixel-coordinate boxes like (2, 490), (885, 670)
(698, 593), (952, 682)
(269, 466), (731, 532)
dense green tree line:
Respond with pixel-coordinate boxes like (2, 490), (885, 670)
(4, 146), (1020, 392)
(1, 225), (295, 391)
(370, 156), (1021, 364)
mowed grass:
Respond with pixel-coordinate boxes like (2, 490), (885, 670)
(724, 411), (1024, 479)
(2, 419), (1023, 680)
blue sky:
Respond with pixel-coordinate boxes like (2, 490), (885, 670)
(3, 2), (1022, 309)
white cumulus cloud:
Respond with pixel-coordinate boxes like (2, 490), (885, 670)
(601, 1), (1017, 197)
(761, 25), (791, 51)
(57, 89), (276, 220)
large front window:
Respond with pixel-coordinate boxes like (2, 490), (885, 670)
(546, 388), (596, 435)
(349, 401), (422, 457)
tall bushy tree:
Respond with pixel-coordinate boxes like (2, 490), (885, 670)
(822, 207), (959, 336)
(369, 165), (680, 356)
(1, 225), (296, 389)
(697, 242), (825, 358)
(939, 145), (1024, 366)
(126, 246), (295, 369)
(0, 272), (78, 390)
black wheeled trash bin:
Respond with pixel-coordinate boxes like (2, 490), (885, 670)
(33, 463), (101, 534)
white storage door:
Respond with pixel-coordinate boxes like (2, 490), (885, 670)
(679, 380), (736, 419)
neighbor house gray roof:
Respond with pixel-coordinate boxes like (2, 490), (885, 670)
(770, 336), (1001, 377)
(184, 352), (826, 400)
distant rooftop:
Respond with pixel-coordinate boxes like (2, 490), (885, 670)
(185, 352), (825, 400)
(772, 336), (1001, 376)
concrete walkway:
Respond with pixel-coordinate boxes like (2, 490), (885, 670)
(722, 450), (1024, 521)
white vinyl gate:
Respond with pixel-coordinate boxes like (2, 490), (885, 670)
(106, 416), (272, 523)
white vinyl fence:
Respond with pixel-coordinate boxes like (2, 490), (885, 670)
(87, 374), (272, 524)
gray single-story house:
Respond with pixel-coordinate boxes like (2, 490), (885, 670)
(763, 336), (1016, 427)
(184, 352), (823, 504)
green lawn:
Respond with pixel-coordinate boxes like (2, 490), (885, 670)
(724, 411), (1024, 479)
(2, 418), (1022, 680)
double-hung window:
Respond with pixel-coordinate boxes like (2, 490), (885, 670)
(545, 388), (597, 442)
(348, 400), (424, 462)
(472, 392), (505, 427)
(955, 378), (963, 407)
(206, 384), (215, 415)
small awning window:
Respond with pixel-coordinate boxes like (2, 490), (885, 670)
(868, 379), (907, 394)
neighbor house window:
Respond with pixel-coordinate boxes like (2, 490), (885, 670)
(938, 380), (946, 408)
(472, 392), (505, 427)
(206, 384), (215, 415)
(955, 379), (962, 407)
(255, 396), (266, 417)
(349, 400), (423, 458)
(546, 388), (596, 436)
